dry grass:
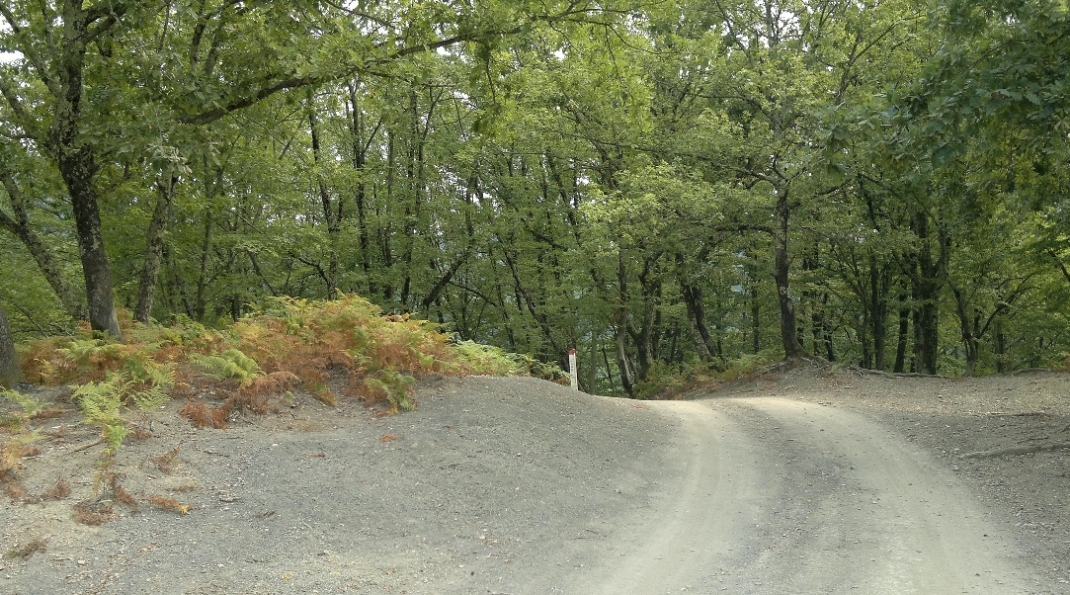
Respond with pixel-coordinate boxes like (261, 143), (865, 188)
(171, 480), (197, 493)
(0, 439), (26, 483)
(115, 484), (139, 512)
(39, 475), (70, 500)
(13, 295), (531, 458)
(73, 500), (115, 526)
(146, 495), (191, 515)
(150, 448), (181, 475)
(4, 538), (46, 560)
(179, 400), (229, 429)
(4, 481), (28, 500)
(0, 440), (37, 488)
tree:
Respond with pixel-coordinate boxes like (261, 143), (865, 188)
(0, 303), (22, 389)
(0, 1), (620, 337)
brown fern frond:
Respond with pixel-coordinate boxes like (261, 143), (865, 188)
(146, 495), (191, 515)
(241, 371), (300, 398)
(73, 500), (115, 525)
(179, 401), (229, 429)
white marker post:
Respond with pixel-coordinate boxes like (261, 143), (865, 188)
(568, 349), (579, 391)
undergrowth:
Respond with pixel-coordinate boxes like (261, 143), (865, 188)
(1, 389), (47, 495)
(14, 294), (537, 456)
(633, 350), (780, 399)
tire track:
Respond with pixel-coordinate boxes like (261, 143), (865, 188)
(579, 397), (1035, 594)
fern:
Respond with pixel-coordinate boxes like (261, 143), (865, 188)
(72, 376), (127, 454)
(191, 349), (262, 385)
(129, 382), (170, 411)
(58, 339), (124, 371)
(453, 340), (527, 376)
(364, 370), (416, 411)
(1, 389), (43, 418)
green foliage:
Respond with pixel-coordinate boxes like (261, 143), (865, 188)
(363, 371), (417, 412)
(66, 353), (174, 454)
(451, 340), (527, 376)
(57, 340), (126, 376)
(633, 361), (690, 400)
(4, 0), (1070, 403)
(1, 388), (42, 418)
(191, 349), (262, 385)
(720, 352), (779, 382)
(72, 377), (129, 454)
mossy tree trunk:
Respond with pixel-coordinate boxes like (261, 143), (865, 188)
(0, 304), (23, 389)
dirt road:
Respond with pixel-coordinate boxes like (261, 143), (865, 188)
(1, 375), (1062, 594)
(582, 397), (1035, 594)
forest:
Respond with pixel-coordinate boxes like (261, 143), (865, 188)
(1, 0), (1069, 395)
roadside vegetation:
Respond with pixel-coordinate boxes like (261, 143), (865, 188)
(0, 295), (537, 503)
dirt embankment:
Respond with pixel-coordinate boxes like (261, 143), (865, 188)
(1, 370), (1068, 594)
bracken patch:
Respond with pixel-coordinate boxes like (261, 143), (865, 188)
(147, 495), (191, 515)
(73, 500), (115, 526)
(4, 538), (46, 560)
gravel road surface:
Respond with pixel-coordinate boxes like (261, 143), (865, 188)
(1, 374), (1060, 594)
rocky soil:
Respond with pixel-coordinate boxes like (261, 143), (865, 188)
(1, 368), (1068, 593)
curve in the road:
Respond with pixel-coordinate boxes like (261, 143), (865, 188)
(581, 396), (1035, 595)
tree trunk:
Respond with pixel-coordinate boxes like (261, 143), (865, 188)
(914, 282), (940, 374)
(0, 173), (86, 320)
(677, 255), (720, 362)
(309, 97), (340, 299)
(773, 187), (802, 358)
(910, 210), (944, 375)
(869, 260), (889, 371)
(0, 304), (23, 389)
(348, 84), (379, 296)
(49, 1), (122, 340)
(995, 319), (1007, 374)
(615, 248), (636, 395)
(949, 281), (979, 376)
(193, 208), (213, 321)
(381, 132), (396, 301)
(751, 282), (761, 355)
(860, 307), (872, 368)
(615, 326), (636, 396)
(135, 175), (176, 323)
(628, 257), (661, 380)
(893, 306), (909, 373)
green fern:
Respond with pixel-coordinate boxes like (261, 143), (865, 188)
(128, 382), (170, 412)
(58, 339), (123, 370)
(1, 388), (43, 417)
(452, 340), (545, 377)
(122, 351), (175, 395)
(191, 349), (262, 385)
(72, 376), (127, 454)
(364, 370), (416, 411)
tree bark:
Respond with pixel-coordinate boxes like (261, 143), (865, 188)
(995, 319), (1007, 374)
(751, 280), (761, 355)
(773, 187), (803, 358)
(308, 96), (340, 299)
(681, 278), (719, 362)
(869, 259), (890, 371)
(615, 325), (636, 396)
(134, 175), (176, 323)
(949, 281), (979, 376)
(348, 84), (380, 296)
(194, 208), (213, 321)
(909, 210), (945, 375)
(893, 305), (909, 373)
(48, 1), (123, 340)
(0, 304), (23, 389)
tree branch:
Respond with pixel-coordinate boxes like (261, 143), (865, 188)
(179, 3), (611, 126)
